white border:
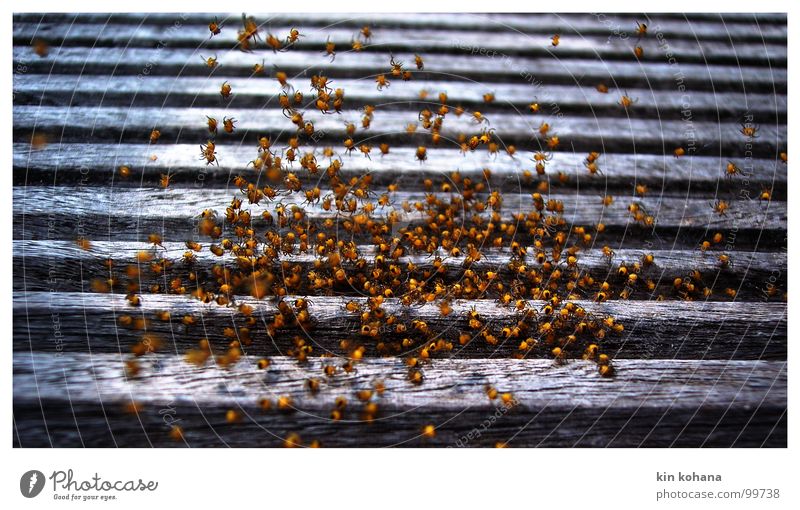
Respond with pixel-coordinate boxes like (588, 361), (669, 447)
(1, 1), (795, 508)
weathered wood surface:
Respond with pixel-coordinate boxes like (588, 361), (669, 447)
(13, 354), (787, 447)
(13, 187), (785, 226)
(12, 186), (787, 251)
(14, 182), (787, 222)
(12, 105), (786, 156)
(12, 143), (788, 195)
(13, 241), (787, 302)
(13, 12), (789, 42)
(13, 293), (787, 359)
(14, 399), (786, 447)
(12, 47), (787, 93)
(14, 353), (787, 408)
(13, 74), (787, 123)
(13, 21), (788, 67)
(12, 13), (787, 447)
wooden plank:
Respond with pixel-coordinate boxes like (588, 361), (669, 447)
(12, 22), (787, 67)
(16, 240), (787, 284)
(12, 105), (787, 157)
(13, 240), (788, 302)
(12, 354), (787, 446)
(11, 12), (788, 42)
(12, 46), (787, 93)
(12, 292), (787, 359)
(13, 74), (787, 123)
(13, 12), (788, 26)
(12, 187), (787, 241)
(13, 399), (787, 447)
(12, 143), (788, 196)
(14, 353), (787, 409)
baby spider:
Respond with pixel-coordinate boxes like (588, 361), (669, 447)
(201, 55), (218, 68)
(206, 116), (218, 134)
(740, 123), (759, 138)
(472, 111), (489, 124)
(222, 116), (236, 134)
(585, 159), (602, 175)
(712, 199), (729, 216)
(619, 92), (638, 109)
(538, 122), (550, 135)
(285, 27), (302, 46)
(344, 300), (362, 314)
(252, 59), (266, 75)
(324, 37), (336, 62)
(208, 17), (222, 37)
(389, 54), (404, 76)
(266, 33), (283, 52)
(170, 425), (184, 441)
(725, 161), (742, 177)
(200, 140), (218, 165)
(375, 74), (390, 90)
(220, 81), (232, 100)
(275, 68), (290, 89)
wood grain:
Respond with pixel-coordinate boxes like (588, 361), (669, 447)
(13, 292), (787, 359)
(14, 399), (786, 447)
(13, 21), (787, 67)
(13, 353), (787, 447)
(12, 13), (789, 42)
(13, 240), (787, 302)
(14, 105), (787, 157)
(13, 186), (787, 250)
(13, 74), (787, 123)
(13, 46), (787, 93)
(12, 143), (788, 195)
